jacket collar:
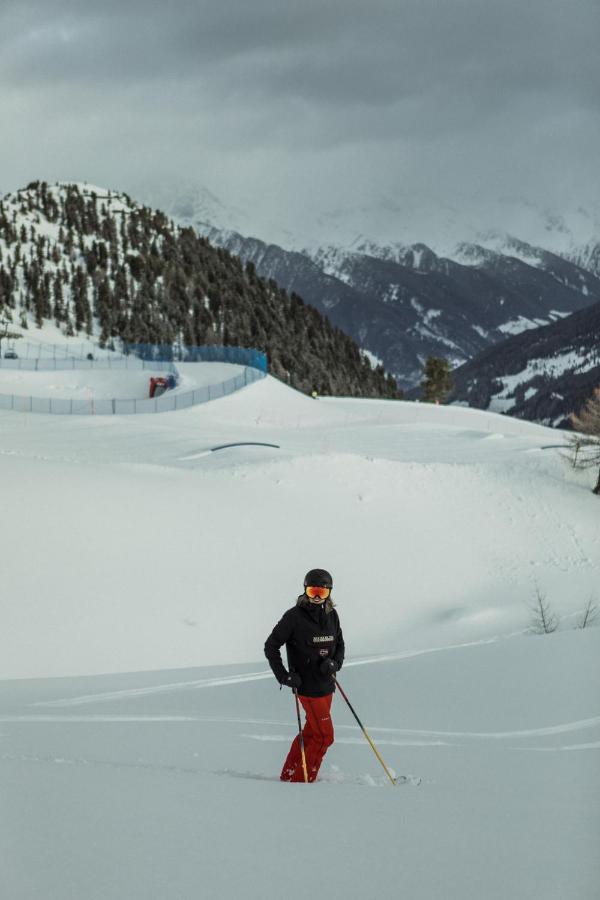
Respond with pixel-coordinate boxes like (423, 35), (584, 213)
(296, 594), (334, 618)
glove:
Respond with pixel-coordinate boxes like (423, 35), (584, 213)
(319, 658), (339, 676)
(283, 672), (302, 689)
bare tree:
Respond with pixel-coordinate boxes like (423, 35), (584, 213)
(576, 595), (599, 630)
(567, 388), (600, 495)
(528, 585), (559, 634)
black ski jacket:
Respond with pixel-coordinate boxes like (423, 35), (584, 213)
(264, 597), (345, 698)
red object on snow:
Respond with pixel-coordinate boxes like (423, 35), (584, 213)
(149, 376), (168, 398)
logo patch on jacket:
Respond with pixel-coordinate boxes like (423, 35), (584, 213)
(319, 649), (329, 657)
(313, 635), (334, 643)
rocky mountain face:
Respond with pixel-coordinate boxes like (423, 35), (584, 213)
(0, 182), (400, 399)
(569, 241), (600, 279)
(448, 300), (600, 427)
(195, 224), (600, 389)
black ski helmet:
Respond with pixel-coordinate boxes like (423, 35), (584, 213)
(304, 568), (333, 589)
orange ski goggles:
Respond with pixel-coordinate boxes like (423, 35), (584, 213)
(305, 585), (331, 600)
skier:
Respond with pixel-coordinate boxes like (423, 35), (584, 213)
(264, 568), (345, 782)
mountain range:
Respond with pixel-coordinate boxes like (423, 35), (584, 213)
(141, 183), (600, 392)
(448, 299), (600, 427)
(2, 180), (599, 425)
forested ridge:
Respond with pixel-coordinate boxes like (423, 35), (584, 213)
(0, 181), (399, 398)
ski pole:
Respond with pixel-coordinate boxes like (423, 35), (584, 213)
(334, 675), (397, 786)
(293, 688), (309, 784)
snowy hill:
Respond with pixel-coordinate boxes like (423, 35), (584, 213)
(2, 370), (599, 899)
(2, 374), (598, 679)
(0, 182), (398, 400)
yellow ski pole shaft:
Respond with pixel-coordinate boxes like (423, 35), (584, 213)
(334, 675), (397, 786)
(293, 688), (309, 784)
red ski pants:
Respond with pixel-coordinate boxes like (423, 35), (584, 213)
(280, 693), (334, 783)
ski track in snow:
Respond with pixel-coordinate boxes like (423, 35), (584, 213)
(19, 635), (599, 754)
(518, 741), (600, 752)
(5, 712), (599, 749)
(32, 669), (275, 707)
(32, 637), (503, 709)
(241, 732), (456, 748)
(239, 729), (600, 751)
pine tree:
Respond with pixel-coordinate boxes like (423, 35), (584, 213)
(0, 181), (402, 400)
(421, 356), (453, 403)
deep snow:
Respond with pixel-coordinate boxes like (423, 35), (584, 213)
(2, 631), (599, 900)
(1, 354), (599, 899)
(1, 372), (597, 680)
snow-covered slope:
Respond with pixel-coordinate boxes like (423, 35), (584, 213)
(0, 182), (398, 400)
(2, 626), (598, 899)
(0, 362), (245, 404)
(2, 374), (599, 900)
(450, 300), (600, 426)
(2, 374), (598, 680)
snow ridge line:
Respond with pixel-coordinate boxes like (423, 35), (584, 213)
(239, 715), (600, 741)
(33, 669), (274, 707)
(32, 638), (502, 708)
(4, 712), (600, 740)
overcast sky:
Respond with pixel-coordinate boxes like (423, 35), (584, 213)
(1, 0), (599, 242)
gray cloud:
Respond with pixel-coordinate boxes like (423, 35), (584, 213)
(1, 0), (599, 241)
